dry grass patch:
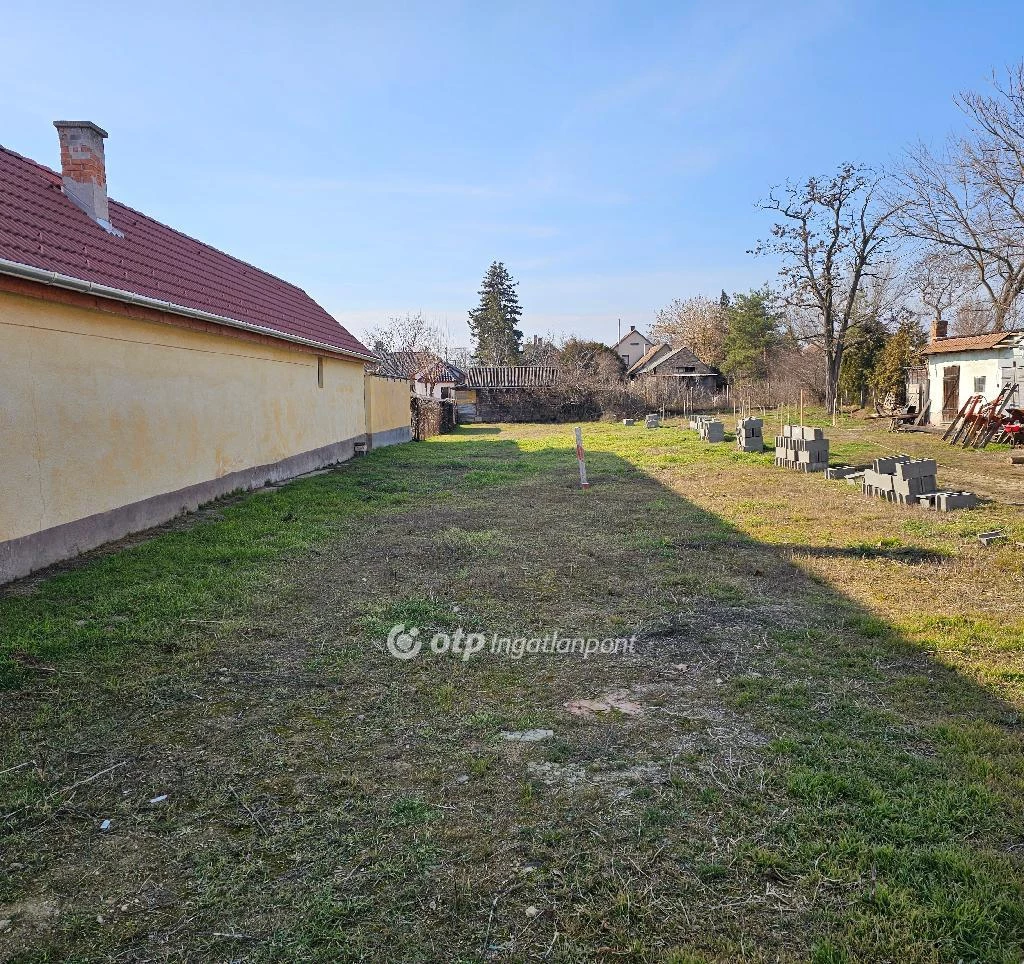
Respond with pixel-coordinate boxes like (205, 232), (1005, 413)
(2, 418), (1023, 961)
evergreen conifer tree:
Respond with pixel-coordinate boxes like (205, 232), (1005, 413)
(468, 262), (524, 364)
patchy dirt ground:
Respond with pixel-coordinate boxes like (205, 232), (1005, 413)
(2, 420), (1023, 962)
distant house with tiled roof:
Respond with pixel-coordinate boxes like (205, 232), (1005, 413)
(629, 344), (724, 395)
(611, 326), (654, 369)
(371, 349), (465, 399)
(0, 121), (409, 583)
(917, 320), (1024, 425)
(625, 343), (671, 377)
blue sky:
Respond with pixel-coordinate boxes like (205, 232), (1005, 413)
(2, 1), (1021, 349)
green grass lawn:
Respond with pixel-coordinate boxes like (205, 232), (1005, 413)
(2, 419), (1023, 962)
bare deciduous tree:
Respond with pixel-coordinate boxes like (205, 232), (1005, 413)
(899, 64), (1024, 332)
(651, 296), (727, 367)
(911, 249), (968, 333)
(754, 163), (900, 413)
(363, 312), (447, 356)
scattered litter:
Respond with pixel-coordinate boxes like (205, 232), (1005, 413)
(775, 425), (829, 472)
(149, 794), (168, 804)
(525, 906), (540, 918)
(99, 819), (111, 831)
(456, 774), (470, 784)
(501, 729), (554, 742)
(978, 530), (1008, 546)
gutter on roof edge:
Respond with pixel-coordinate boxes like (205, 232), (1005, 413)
(0, 257), (375, 363)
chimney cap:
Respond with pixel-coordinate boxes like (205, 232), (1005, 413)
(53, 120), (108, 138)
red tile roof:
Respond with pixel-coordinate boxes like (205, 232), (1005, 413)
(921, 332), (1016, 355)
(0, 144), (370, 358)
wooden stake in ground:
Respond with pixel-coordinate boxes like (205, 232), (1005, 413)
(800, 390), (805, 427)
(574, 426), (590, 489)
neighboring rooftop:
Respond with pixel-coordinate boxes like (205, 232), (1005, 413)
(626, 342), (670, 376)
(0, 130), (369, 359)
(463, 366), (559, 389)
(921, 332), (1023, 355)
(634, 344), (713, 375)
(612, 325), (653, 350)
(371, 350), (464, 383)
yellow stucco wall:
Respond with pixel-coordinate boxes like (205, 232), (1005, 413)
(0, 290), (367, 544)
(364, 374), (412, 439)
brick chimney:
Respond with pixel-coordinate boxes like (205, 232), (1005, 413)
(53, 121), (111, 227)
(929, 317), (948, 343)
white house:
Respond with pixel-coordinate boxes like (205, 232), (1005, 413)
(612, 326), (654, 369)
(371, 350), (464, 400)
(920, 330), (1024, 425)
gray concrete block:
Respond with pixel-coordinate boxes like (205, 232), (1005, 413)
(894, 459), (938, 481)
(937, 491), (979, 511)
(872, 455), (911, 475)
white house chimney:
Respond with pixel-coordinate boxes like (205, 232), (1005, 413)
(53, 121), (111, 227)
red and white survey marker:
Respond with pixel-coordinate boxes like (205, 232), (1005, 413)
(574, 426), (590, 488)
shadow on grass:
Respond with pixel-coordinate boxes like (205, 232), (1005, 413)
(0, 425), (1022, 961)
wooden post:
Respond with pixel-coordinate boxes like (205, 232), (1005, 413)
(574, 426), (590, 489)
(800, 389), (805, 428)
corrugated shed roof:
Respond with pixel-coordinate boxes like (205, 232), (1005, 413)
(0, 144), (369, 358)
(921, 332), (1018, 355)
(463, 366), (559, 389)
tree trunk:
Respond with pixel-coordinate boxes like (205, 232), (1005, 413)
(824, 348), (841, 416)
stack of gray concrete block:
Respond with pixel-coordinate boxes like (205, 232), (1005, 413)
(859, 457), (978, 510)
(775, 425), (829, 472)
(862, 456), (936, 505)
(645, 413), (661, 429)
(736, 417), (763, 453)
(622, 418), (635, 426)
(698, 418), (725, 443)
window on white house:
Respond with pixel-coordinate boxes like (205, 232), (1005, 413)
(621, 354), (629, 363)
(974, 375), (986, 394)
(317, 357), (324, 388)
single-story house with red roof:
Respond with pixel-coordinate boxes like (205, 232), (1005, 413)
(0, 121), (410, 583)
(918, 320), (1024, 425)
